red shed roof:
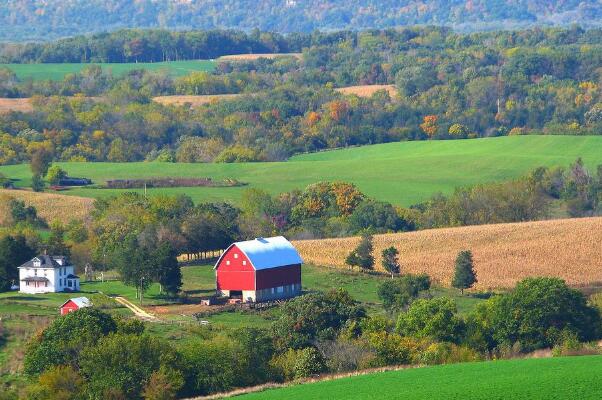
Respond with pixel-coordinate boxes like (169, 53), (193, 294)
(215, 236), (303, 271)
(59, 297), (92, 309)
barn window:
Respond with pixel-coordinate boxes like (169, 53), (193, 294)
(234, 253), (238, 259)
(277, 286), (284, 293)
(226, 260), (230, 266)
(242, 261), (247, 266)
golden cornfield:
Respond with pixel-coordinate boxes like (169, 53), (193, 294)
(0, 189), (94, 224)
(293, 217), (602, 290)
(0, 98), (33, 114)
(335, 85), (398, 98)
(153, 94), (242, 108)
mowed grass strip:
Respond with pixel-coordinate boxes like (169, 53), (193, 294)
(1, 136), (602, 207)
(236, 356), (602, 400)
(294, 217), (602, 289)
(0, 60), (216, 81)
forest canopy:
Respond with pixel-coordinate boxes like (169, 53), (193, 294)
(3, 1), (602, 41)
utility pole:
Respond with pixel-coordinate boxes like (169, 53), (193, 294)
(140, 276), (145, 305)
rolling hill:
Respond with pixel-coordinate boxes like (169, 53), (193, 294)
(1, 135), (601, 206)
(234, 356), (602, 400)
(293, 217), (602, 289)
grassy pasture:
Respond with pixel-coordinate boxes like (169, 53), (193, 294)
(238, 356), (602, 399)
(2, 135), (602, 207)
(0, 60), (216, 81)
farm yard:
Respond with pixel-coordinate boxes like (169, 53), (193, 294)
(0, 60), (216, 81)
(2, 135), (602, 207)
(0, 262), (484, 377)
(236, 356), (602, 400)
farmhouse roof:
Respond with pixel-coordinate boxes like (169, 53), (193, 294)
(60, 297), (92, 309)
(216, 236), (303, 271)
(66, 274), (80, 279)
(18, 255), (71, 269)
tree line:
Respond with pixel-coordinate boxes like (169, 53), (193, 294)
(0, 29), (302, 63)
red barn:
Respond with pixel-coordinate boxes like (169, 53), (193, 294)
(59, 296), (92, 315)
(214, 236), (303, 303)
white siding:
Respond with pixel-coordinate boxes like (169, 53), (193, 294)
(19, 265), (78, 294)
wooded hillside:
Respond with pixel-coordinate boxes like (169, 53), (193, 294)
(2, 1), (602, 41)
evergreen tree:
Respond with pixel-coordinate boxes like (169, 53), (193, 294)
(345, 232), (374, 272)
(381, 246), (400, 278)
(452, 250), (477, 295)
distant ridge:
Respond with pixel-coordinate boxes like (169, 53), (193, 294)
(2, 1), (602, 41)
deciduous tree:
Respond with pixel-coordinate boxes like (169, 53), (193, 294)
(345, 232), (374, 272)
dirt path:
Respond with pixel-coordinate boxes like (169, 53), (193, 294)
(114, 296), (160, 322)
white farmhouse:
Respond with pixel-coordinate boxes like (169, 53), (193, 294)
(18, 255), (80, 294)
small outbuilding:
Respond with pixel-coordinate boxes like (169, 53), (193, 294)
(214, 236), (303, 303)
(60, 296), (92, 315)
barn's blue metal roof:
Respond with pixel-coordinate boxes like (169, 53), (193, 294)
(217, 236), (303, 271)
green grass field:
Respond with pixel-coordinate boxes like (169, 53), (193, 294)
(239, 356), (602, 399)
(0, 60), (216, 81)
(2, 135), (602, 206)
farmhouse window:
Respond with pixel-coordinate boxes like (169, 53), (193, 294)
(68, 280), (72, 288)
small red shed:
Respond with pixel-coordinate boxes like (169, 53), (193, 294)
(59, 296), (92, 315)
(214, 236), (303, 303)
